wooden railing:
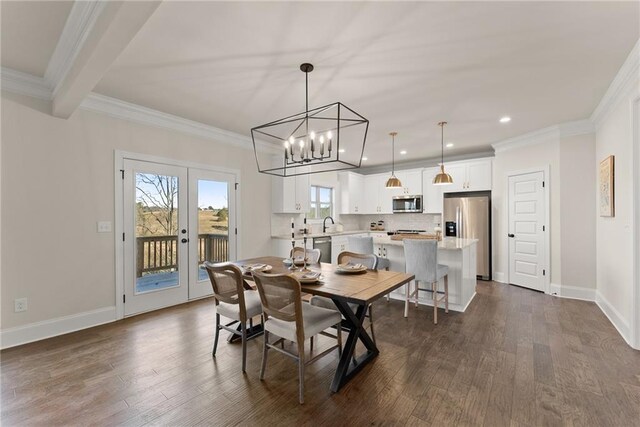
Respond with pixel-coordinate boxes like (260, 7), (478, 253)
(136, 233), (228, 277)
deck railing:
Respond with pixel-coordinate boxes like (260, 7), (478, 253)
(136, 233), (228, 277)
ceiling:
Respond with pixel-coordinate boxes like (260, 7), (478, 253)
(1, 1), (73, 77)
(2, 2), (639, 166)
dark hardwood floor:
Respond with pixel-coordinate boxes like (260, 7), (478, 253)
(2, 281), (640, 426)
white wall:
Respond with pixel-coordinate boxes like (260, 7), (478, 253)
(594, 90), (637, 341)
(492, 132), (597, 294)
(1, 91), (272, 331)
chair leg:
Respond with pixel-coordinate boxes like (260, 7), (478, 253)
(368, 304), (376, 345)
(432, 281), (438, 325)
(385, 267), (390, 301)
(444, 275), (449, 313)
(298, 340), (305, 404)
(212, 313), (220, 357)
(241, 322), (247, 373)
(260, 330), (269, 380)
(404, 281), (410, 318)
(414, 280), (419, 308)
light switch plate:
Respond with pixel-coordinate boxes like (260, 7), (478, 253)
(97, 221), (112, 233)
(15, 298), (27, 312)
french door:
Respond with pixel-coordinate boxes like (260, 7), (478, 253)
(123, 159), (236, 316)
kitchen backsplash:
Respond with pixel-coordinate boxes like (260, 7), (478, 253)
(271, 212), (442, 236)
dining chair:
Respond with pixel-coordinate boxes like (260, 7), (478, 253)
(403, 239), (449, 324)
(347, 236), (391, 301)
(204, 262), (263, 373)
(290, 247), (322, 264)
(309, 251), (378, 344)
(253, 271), (342, 404)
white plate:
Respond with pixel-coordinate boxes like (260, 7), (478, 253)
(336, 263), (368, 273)
(293, 271), (322, 283)
(242, 264), (272, 274)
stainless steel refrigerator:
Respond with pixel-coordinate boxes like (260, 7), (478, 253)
(443, 191), (491, 280)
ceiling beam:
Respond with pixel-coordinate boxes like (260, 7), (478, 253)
(51, 1), (161, 119)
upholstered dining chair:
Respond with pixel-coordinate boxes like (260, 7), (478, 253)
(204, 262), (263, 373)
(252, 271), (342, 404)
(309, 251), (378, 344)
(347, 236), (391, 300)
(403, 239), (449, 324)
(290, 247), (321, 264)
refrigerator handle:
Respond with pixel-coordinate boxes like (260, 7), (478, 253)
(456, 206), (461, 238)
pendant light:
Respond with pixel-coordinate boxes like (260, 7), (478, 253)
(385, 132), (402, 188)
(433, 121), (453, 185)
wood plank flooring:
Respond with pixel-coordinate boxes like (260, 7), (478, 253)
(2, 281), (640, 426)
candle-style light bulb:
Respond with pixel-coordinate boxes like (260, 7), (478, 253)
(310, 131), (315, 153)
(299, 140), (304, 160)
(319, 135), (325, 156)
(284, 140), (289, 160)
(288, 136), (294, 157)
(327, 130), (333, 152)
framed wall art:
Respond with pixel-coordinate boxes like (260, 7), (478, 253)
(599, 155), (615, 217)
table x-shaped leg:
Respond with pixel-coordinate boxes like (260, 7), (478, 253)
(330, 299), (379, 392)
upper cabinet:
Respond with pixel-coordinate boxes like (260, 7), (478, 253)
(364, 174), (394, 214)
(422, 167), (443, 214)
(394, 169), (423, 195)
(442, 158), (492, 193)
(272, 170), (310, 213)
(338, 172), (364, 214)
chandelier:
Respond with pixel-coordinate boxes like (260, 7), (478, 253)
(251, 63), (369, 177)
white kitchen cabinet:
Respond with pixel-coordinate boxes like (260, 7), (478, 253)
(441, 159), (492, 193)
(363, 174), (394, 214)
(331, 236), (348, 264)
(338, 172), (364, 214)
(272, 173), (310, 213)
(395, 169), (423, 195)
(422, 167), (444, 214)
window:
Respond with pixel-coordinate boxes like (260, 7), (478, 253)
(308, 186), (333, 219)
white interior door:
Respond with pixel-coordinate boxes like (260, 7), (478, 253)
(188, 169), (237, 299)
(508, 171), (546, 291)
(123, 160), (189, 316)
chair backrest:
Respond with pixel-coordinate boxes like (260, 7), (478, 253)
(403, 239), (438, 282)
(204, 262), (246, 309)
(290, 247), (321, 264)
(347, 236), (374, 255)
(337, 251), (378, 270)
(253, 272), (304, 341)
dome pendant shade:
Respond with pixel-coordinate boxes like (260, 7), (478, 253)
(433, 164), (454, 185)
(433, 121), (453, 186)
(385, 174), (402, 188)
(385, 131), (403, 188)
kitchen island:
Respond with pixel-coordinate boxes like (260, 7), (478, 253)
(373, 236), (478, 312)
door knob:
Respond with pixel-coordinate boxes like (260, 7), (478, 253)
(181, 238), (189, 243)
(508, 234), (515, 238)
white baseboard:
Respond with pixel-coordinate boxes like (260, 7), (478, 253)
(595, 291), (632, 348)
(0, 306), (117, 350)
(549, 283), (596, 301)
(493, 272), (505, 283)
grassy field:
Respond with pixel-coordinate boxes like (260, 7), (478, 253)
(136, 209), (228, 236)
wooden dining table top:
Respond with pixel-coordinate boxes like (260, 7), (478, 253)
(236, 256), (415, 306)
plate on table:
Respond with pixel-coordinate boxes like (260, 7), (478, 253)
(242, 264), (272, 275)
(336, 263), (368, 274)
(293, 271), (322, 284)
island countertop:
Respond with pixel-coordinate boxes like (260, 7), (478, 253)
(372, 236), (478, 250)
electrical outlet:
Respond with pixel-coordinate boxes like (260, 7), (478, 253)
(14, 298), (27, 312)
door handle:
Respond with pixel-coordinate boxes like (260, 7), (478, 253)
(508, 234), (515, 238)
(181, 238), (189, 243)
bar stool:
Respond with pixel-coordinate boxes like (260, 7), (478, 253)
(403, 239), (449, 324)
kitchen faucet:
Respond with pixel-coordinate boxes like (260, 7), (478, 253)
(322, 216), (335, 233)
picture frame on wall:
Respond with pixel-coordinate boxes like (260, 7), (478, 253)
(599, 155), (615, 217)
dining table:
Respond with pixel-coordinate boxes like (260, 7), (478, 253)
(235, 256), (415, 393)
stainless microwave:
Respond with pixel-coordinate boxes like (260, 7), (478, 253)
(392, 195), (423, 213)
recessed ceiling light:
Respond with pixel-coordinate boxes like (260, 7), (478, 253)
(400, 150), (407, 155)
(446, 143), (454, 148)
(499, 116), (511, 123)
(338, 149), (345, 153)
(361, 157), (368, 161)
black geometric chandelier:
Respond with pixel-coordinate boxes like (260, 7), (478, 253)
(251, 63), (369, 177)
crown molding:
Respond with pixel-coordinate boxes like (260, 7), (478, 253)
(80, 93), (278, 154)
(0, 67), (52, 100)
(492, 119), (594, 153)
(591, 38), (640, 129)
(45, 1), (107, 96)
(357, 150), (495, 175)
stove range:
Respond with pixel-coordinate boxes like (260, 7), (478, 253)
(387, 229), (426, 235)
